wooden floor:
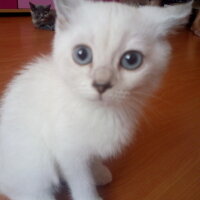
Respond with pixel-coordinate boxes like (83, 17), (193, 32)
(0, 17), (200, 200)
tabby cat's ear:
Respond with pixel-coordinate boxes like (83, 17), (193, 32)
(53, 0), (86, 30)
(139, 1), (193, 37)
(29, 2), (36, 11)
(45, 4), (51, 12)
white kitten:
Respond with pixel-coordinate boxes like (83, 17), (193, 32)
(0, 1), (192, 200)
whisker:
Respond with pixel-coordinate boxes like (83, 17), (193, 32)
(122, 95), (155, 126)
(131, 92), (173, 121)
(130, 90), (171, 106)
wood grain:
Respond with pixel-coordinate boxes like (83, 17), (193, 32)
(0, 9), (30, 13)
(0, 17), (200, 200)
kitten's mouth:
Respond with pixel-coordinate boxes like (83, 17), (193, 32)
(98, 94), (103, 101)
(95, 95), (112, 106)
(95, 94), (119, 106)
(91, 94), (107, 103)
(86, 90), (126, 105)
(91, 94), (104, 103)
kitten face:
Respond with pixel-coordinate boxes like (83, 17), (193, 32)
(30, 2), (51, 23)
(53, 1), (191, 105)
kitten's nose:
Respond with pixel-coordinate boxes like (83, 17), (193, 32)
(92, 82), (112, 94)
(92, 67), (113, 94)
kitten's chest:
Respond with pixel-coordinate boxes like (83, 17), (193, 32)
(54, 103), (133, 158)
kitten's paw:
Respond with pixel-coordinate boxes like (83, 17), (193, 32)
(92, 197), (103, 200)
(8, 193), (56, 200)
(92, 164), (112, 186)
(194, 30), (200, 37)
(77, 196), (103, 200)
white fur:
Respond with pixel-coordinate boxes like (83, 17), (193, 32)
(0, 1), (192, 200)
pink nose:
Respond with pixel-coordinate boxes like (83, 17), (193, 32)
(92, 82), (112, 94)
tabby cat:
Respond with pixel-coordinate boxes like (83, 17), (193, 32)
(29, 2), (56, 31)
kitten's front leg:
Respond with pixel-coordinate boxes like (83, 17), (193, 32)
(91, 158), (112, 186)
(60, 158), (102, 200)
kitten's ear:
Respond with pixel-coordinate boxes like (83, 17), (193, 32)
(45, 4), (51, 11)
(139, 1), (193, 37)
(53, 0), (86, 30)
(29, 2), (36, 11)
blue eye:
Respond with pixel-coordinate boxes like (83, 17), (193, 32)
(120, 51), (143, 70)
(73, 45), (93, 65)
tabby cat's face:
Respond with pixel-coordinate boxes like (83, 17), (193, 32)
(30, 2), (51, 23)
